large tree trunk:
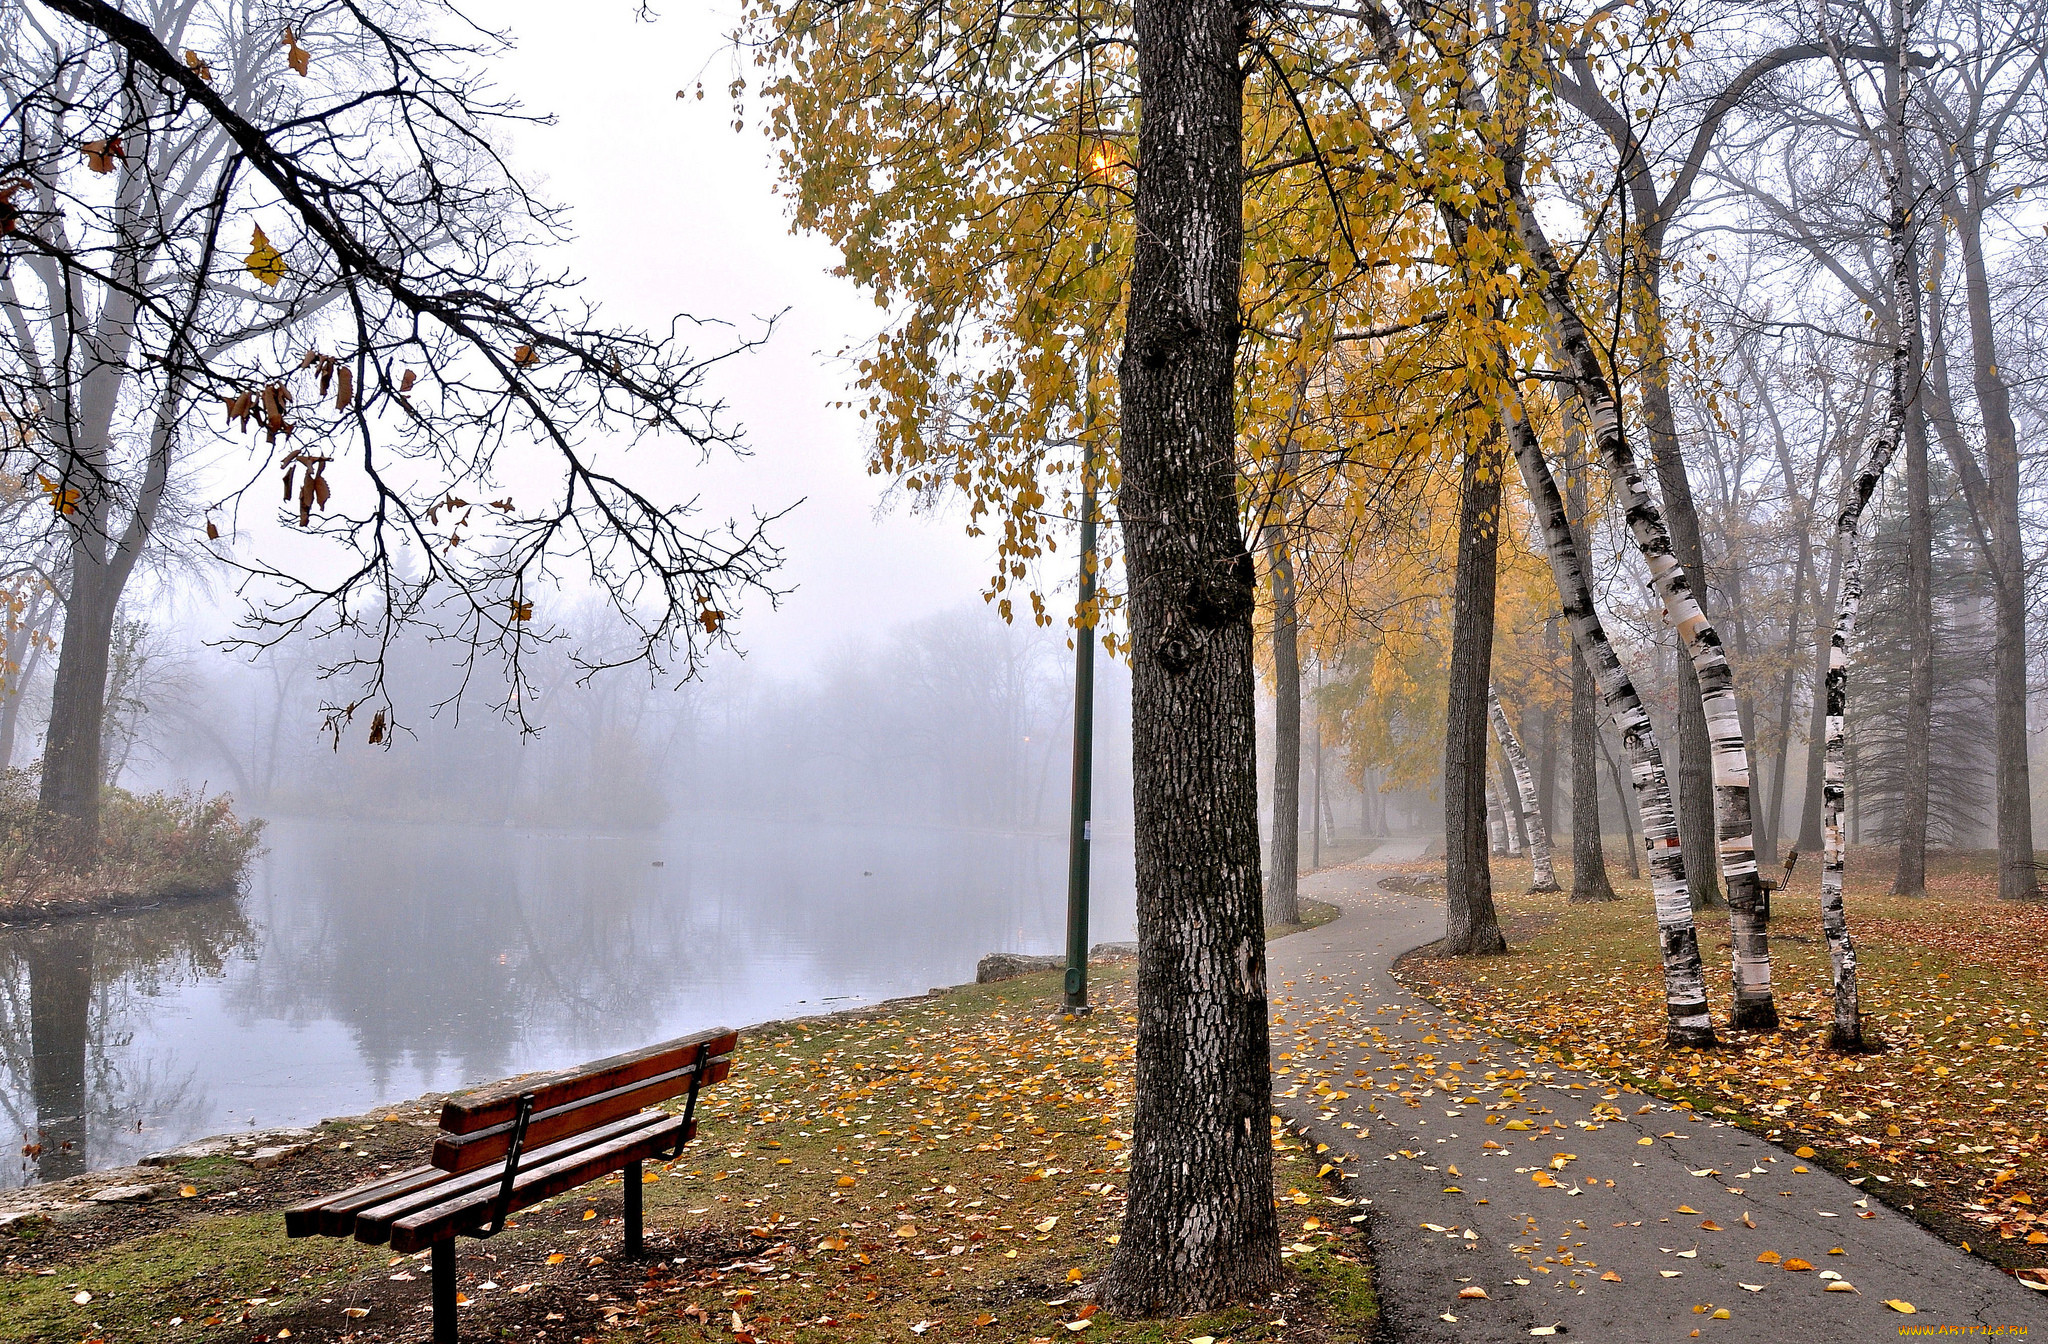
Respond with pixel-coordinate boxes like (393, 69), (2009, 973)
(39, 559), (122, 853)
(1264, 538), (1302, 925)
(1491, 687), (1559, 890)
(1504, 401), (1713, 1045)
(1099, 0), (1281, 1311)
(1569, 640), (1619, 902)
(1441, 427), (1509, 957)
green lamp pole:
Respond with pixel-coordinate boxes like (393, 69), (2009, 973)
(1063, 359), (1099, 1014)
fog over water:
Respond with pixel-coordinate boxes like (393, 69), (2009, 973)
(0, 1), (1169, 1185)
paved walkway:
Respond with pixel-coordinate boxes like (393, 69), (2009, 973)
(1268, 849), (2048, 1342)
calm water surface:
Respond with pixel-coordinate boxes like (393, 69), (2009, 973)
(0, 817), (1135, 1187)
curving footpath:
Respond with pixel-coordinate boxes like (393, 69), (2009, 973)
(1267, 843), (2048, 1342)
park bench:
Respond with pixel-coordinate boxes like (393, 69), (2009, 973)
(285, 1026), (738, 1344)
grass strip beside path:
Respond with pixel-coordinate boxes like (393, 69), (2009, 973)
(3, 909), (1371, 1344)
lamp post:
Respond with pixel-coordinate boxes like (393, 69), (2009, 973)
(1063, 351), (1098, 1015)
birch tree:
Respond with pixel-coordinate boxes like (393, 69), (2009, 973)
(1490, 685), (1558, 890)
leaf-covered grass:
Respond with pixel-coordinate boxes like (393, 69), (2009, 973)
(0, 957), (1374, 1344)
(0, 769), (263, 917)
(1397, 847), (2048, 1268)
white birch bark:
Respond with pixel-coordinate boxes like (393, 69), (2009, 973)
(1504, 401), (1715, 1047)
(1509, 209), (1778, 1031)
(1817, 4), (1920, 1051)
(1490, 686), (1559, 890)
(1351, 0), (1765, 1032)
(1486, 780), (1511, 856)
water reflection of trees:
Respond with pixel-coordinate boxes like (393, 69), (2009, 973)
(0, 895), (253, 1186)
(228, 825), (727, 1097)
(0, 816), (1135, 1187)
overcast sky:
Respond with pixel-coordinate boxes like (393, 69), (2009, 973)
(468, 0), (1000, 671)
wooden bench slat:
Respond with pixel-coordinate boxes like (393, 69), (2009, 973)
(438, 1028), (738, 1135)
(431, 1056), (732, 1174)
(285, 1164), (446, 1238)
(388, 1115), (692, 1254)
(351, 1111), (679, 1245)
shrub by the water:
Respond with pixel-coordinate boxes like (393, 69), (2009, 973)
(0, 769), (263, 915)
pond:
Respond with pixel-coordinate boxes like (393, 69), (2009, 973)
(0, 816), (1135, 1187)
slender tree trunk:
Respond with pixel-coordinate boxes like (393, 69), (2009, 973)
(1766, 528), (1814, 868)
(1504, 400), (1713, 1045)
(1570, 638), (1619, 902)
(1639, 357), (1726, 913)
(1820, 12), (1920, 1050)
(1265, 538), (1301, 925)
(1100, 0), (1281, 1310)
(1954, 221), (2038, 900)
(1492, 687), (1558, 890)
(1485, 780), (1507, 856)
(1, 591), (55, 771)
(1798, 531), (1844, 852)
(1724, 561), (1772, 866)
(1496, 747), (1526, 855)
(1534, 695), (1559, 836)
(1442, 424), (1510, 956)
(1894, 399), (1933, 897)
(1311, 674), (1326, 868)
(1598, 727), (1644, 880)
(1518, 214), (1777, 1030)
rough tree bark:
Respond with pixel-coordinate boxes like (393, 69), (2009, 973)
(1442, 427), (1510, 957)
(1491, 686), (1559, 890)
(1098, 0), (1283, 1311)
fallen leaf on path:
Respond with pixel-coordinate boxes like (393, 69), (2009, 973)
(1884, 1300), (1916, 1314)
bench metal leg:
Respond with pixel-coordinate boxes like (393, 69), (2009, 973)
(624, 1159), (644, 1256)
(433, 1239), (457, 1344)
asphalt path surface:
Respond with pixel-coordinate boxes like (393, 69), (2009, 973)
(1267, 844), (2048, 1342)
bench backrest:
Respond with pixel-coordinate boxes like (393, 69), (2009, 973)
(431, 1026), (737, 1174)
